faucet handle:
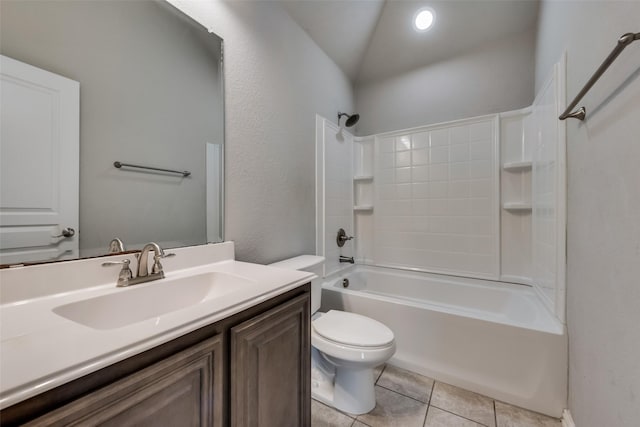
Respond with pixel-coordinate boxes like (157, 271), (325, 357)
(336, 228), (354, 247)
(151, 252), (175, 274)
(102, 259), (133, 287)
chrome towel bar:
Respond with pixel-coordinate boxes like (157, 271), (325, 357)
(113, 161), (191, 177)
(560, 32), (639, 121)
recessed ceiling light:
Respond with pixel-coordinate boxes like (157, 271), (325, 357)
(414, 8), (435, 32)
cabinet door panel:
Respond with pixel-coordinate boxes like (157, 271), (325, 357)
(26, 335), (223, 427)
(231, 293), (310, 427)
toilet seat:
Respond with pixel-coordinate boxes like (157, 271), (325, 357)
(312, 310), (394, 347)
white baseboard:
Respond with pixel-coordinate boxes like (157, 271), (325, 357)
(562, 409), (576, 427)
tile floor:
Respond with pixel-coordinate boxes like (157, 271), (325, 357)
(311, 364), (561, 427)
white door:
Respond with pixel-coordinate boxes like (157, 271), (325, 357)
(0, 55), (79, 265)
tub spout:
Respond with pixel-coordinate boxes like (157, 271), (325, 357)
(339, 256), (354, 264)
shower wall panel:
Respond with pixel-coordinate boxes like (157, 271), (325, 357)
(315, 116), (354, 277)
(372, 117), (500, 280)
(531, 60), (566, 322)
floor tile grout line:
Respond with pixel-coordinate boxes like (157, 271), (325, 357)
(375, 364), (387, 384)
(428, 380), (435, 405)
(312, 397), (357, 421)
(429, 404), (491, 427)
(422, 381), (437, 427)
(431, 380), (499, 427)
(376, 383), (431, 405)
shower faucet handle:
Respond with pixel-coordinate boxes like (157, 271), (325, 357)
(336, 228), (354, 247)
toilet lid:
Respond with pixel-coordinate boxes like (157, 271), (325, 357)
(312, 310), (394, 347)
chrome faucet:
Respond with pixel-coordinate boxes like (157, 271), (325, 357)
(102, 242), (174, 287)
(339, 255), (354, 264)
(137, 242), (166, 279)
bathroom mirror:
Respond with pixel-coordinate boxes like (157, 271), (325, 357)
(0, 0), (224, 266)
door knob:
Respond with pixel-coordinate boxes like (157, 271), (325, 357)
(53, 227), (75, 238)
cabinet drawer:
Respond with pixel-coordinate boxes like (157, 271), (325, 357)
(26, 335), (223, 427)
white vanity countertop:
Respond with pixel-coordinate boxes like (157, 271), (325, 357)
(0, 243), (313, 409)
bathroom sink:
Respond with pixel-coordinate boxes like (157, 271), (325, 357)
(53, 272), (256, 330)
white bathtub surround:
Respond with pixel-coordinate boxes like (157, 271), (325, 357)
(498, 55), (567, 322)
(500, 107), (534, 285)
(315, 115), (356, 277)
(320, 265), (567, 417)
(314, 70), (568, 415)
(312, 57), (567, 418)
(531, 57), (567, 323)
(316, 56), (567, 325)
(371, 115), (500, 280)
(352, 136), (376, 264)
(0, 242), (314, 409)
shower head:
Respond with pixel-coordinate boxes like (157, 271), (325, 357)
(338, 112), (360, 127)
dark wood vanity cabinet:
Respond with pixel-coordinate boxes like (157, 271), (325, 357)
(231, 294), (310, 427)
(1, 285), (311, 427)
(25, 336), (224, 427)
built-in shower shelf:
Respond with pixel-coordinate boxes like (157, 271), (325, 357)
(353, 205), (374, 212)
(353, 175), (374, 182)
(503, 161), (532, 171)
(503, 202), (532, 211)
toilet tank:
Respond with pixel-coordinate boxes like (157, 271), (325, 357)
(269, 255), (325, 314)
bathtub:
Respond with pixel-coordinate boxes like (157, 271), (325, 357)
(320, 265), (567, 417)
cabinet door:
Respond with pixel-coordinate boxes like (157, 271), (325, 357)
(26, 335), (223, 427)
(231, 293), (310, 427)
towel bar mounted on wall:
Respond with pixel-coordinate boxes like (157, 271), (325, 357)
(113, 161), (191, 177)
(560, 32), (640, 121)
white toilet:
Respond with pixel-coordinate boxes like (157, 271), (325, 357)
(269, 255), (395, 414)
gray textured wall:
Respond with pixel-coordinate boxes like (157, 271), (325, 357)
(0, 0), (223, 255)
(535, 2), (640, 426)
(354, 29), (536, 135)
(170, 0), (355, 263)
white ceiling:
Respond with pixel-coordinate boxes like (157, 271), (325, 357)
(281, 0), (539, 84)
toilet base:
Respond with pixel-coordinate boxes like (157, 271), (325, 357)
(333, 366), (376, 414)
(311, 348), (377, 415)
